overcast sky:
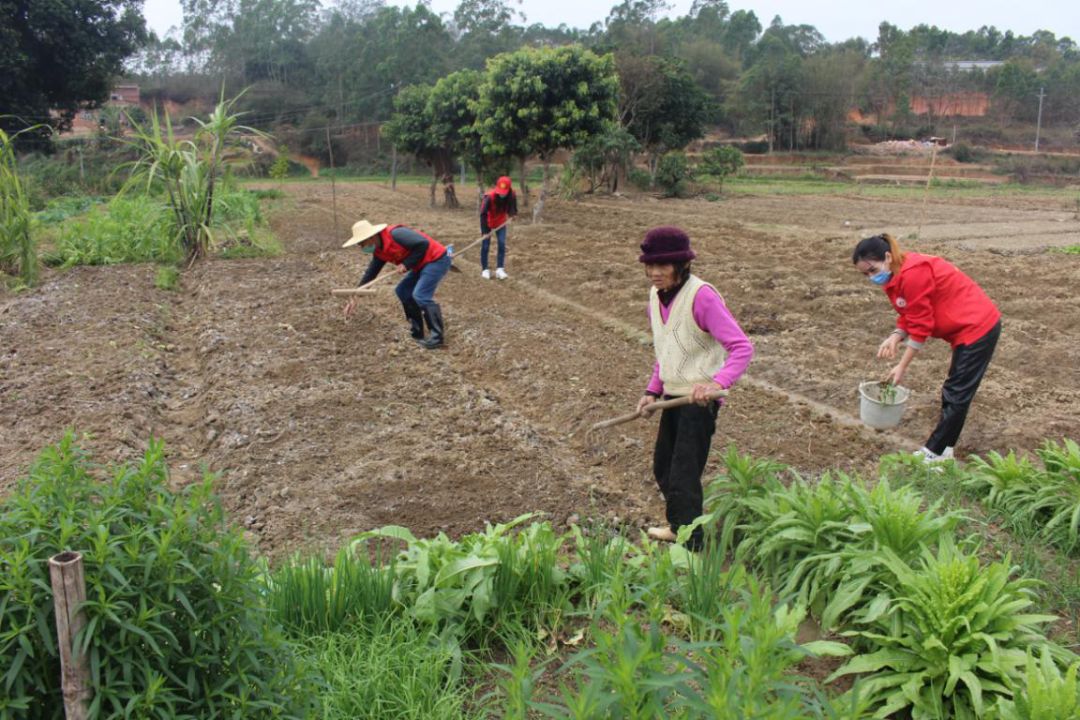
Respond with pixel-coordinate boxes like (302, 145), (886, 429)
(142, 0), (1079, 46)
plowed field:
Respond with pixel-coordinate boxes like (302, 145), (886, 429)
(3, 181), (1078, 555)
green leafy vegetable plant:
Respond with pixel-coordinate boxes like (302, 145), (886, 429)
(0, 434), (316, 720)
(831, 537), (1059, 719)
(991, 646), (1080, 719)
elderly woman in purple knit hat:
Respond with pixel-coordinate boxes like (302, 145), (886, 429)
(635, 226), (754, 550)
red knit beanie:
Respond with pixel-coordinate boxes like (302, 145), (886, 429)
(638, 226), (696, 263)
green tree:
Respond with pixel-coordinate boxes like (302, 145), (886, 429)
(382, 84), (453, 207)
(722, 9), (761, 61)
(727, 33), (803, 150)
(801, 49), (864, 149)
(428, 69), (492, 203)
(0, 0), (147, 140)
(618, 55), (710, 184)
(698, 145), (743, 193)
(992, 60), (1039, 123)
(571, 123), (640, 193)
(603, 0), (674, 57)
(451, 0), (522, 70)
(307, 3), (453, 125)
(476, 45), (618, 221)
(655, 150), (692, 197)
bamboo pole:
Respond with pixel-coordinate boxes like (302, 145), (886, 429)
(49, 552), (92, 720)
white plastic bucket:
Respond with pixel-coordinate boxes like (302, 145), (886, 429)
(858, 381), (911, 429)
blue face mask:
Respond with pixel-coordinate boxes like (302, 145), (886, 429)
(361, 243), (375, 254)
(869, 269), (892, 286)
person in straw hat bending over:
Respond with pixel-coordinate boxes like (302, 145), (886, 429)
(342, 220), (452, 349)
(635, 226), (754, 551)
(479, 175), (517, 280)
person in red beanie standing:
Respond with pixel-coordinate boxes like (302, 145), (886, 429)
(853, 233), (1001, 461)
(479, 176), (517, 280)
(635, 226), (754, 550)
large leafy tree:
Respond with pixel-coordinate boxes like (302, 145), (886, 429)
(427, 69), (497, 202)
(0, 0), (147, 138)
(269, 2), (455, 130)
(727, 33), (803, 150)
(451, 0), (521, 70)
(382, 84), (453, 207)
(618, 54), (709, 182)
(476, 45), (618, 220)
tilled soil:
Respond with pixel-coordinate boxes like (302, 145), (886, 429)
(3, 181), (1078, 556)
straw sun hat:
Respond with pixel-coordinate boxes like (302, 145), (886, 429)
(342, 220), (387, 248)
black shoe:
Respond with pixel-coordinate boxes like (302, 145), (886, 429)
(419, 303), (445, 349)
(403, 300), (425, 341)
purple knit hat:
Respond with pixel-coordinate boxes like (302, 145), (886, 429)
(638, 226), (696, 264)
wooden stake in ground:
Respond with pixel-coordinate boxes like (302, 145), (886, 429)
(49, 551), (92, 720)
(917, 145), (938, 240)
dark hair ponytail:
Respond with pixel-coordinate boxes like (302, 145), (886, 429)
(852, 233), (905, 274)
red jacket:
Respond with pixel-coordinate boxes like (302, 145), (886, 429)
(374, 225), (445, 270)
(482, 190), (515, 231)
(883, 252), (1000, 348)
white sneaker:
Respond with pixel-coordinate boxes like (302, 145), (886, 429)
(481, 269), (491, 279)
(495, 267), (508, 280)
(914, 446), (953, 463)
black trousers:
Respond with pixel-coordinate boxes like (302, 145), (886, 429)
(925, 320), (1001, 455)
(653, 400), (719, 550)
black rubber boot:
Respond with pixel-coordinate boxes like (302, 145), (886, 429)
(419, 303), (445, 349)
(403, 300), (425, 341)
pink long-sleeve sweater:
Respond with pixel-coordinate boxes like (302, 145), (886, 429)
(646, 283), (754, 396)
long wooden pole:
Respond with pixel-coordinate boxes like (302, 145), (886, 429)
(49, 552), (92, 720)
(326, 126), (339, 241)
(446, 220), (508, 260)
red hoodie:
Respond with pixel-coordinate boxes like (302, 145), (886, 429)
(883, 252), (1000, 348)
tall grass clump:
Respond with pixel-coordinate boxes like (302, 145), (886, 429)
(126, 93), (262, 264)
(298, 618), (480, 720)
(51, 195), (177, 266)
(0, 433), (317, 719)
(0, 127), (37, 285)
(266, 542), (396, 635)
(961, 439), (1080, 553)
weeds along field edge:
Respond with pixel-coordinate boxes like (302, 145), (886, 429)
(4, 434), (1080, 718)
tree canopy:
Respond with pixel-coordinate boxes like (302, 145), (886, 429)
(0, 0), (147, 137)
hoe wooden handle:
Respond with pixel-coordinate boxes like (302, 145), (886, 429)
(449, 221), (509, 259)
(589, 391), (728, 431)
(331, 288), (378, 296)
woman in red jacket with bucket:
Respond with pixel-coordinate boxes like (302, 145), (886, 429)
(479, 176), (517, 280)
(853, 233), (1001, 461)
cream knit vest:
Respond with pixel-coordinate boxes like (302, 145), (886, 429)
(649, 275), (728, 396)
